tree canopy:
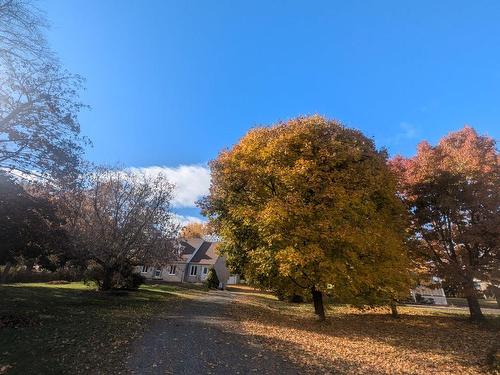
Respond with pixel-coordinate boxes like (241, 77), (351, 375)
(59, 168), (180, 290)
(180, 221), (211, 239)
(0, 172), (68, 271)
(390, 126), (499, 320)
(0, 0), (86, 182)
(200, 116), (411, 319)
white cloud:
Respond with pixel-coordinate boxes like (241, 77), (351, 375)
(172, 214), (206, 227)
(127, 164), (211, 208)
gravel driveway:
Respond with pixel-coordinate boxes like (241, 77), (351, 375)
(126, 290), (308, 375)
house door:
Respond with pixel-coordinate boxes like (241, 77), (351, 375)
(200, 266), (209, 281)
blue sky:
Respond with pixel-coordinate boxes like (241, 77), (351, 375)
(42, 0), (500, 221)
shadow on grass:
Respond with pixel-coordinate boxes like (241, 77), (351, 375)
(3, 284), (497, 374)
(0, 283), (185, 374)
(232, 296), (499, 371)
(143, 280), (208, 291)
(225, 285), (275, 297)
(127, 290), (384, 375)
(1, 284), (365, 374)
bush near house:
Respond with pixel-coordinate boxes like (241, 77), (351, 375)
(205, 268), (220, 289)
(83, 262), (145, 290)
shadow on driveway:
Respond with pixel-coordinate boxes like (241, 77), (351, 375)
(127, 291), (346, 374)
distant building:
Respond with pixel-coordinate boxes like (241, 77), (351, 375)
(137, 238), (239, 287)
(411, 277), (448, 305)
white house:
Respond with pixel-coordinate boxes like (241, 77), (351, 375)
(137, 238), (239, 287)
(411, 277), (448, 305)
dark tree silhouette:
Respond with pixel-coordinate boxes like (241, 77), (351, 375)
(0, 172), (69, 281)
(0, 0), (87, 182)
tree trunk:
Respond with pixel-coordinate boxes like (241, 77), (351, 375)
(492, 287), (500, 309)
(390, 302), (399, 318)
(463, 278), (484, 321)
(1, 262), (12, 283)
(311, 288), (325, 321)
(465, 294), (484, 321)
(100, 268), (113, 291)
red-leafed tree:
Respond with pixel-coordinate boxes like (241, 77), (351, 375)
(390, 126), (499, 320)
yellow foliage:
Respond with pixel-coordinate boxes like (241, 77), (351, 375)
(180, 222), (210, 239)
(201, 116), (411, 306)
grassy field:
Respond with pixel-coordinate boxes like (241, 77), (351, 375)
(228, 285), (500, 374)
(0, 282), (201, 375)
(1, 283), (499, 374)
(447, 297), (499, 309)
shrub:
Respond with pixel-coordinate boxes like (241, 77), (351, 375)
(271, 284), (310, 303)
(205, 268), (220, 289)
(83, 263), (105, 288)
(111, 268), (145, 290)
(0, 265), (83, 284)
(287, 294), (305, 303)
(83, 262), (145, 290)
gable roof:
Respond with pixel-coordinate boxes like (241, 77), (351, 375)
(178, 239), (202, 261)
(179, 241), (196, 255)
(189, 241), (218, 265)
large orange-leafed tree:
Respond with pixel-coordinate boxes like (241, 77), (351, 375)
(200, 116), (411, 320)
(180, 222), (211, 239)
(390, 126), (499, 320)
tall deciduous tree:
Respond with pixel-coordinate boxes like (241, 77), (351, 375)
(200, 116), (411, 320)
(180, 222), (210, 239)
(0, 172), (69, 280)
(60, 168), (179, 290)
(0, 0), (86, 181)
(390, 126), (499, 321)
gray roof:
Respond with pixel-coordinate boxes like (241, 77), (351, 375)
(180, 241), (196, 255)
(189, 241), (218, 265)
(178, 241), (197, 261)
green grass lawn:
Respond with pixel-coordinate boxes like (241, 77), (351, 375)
(447, 297), (499, 309)
(2, 283), (498, 374)
(0, 282), (191, 375)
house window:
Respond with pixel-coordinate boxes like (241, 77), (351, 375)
(168, 265), (176, 275)
(154, 268), (161, 278)
(189, 265), (198, 276)
(141, 265), (149, 273)
(203, 267), (208, 275)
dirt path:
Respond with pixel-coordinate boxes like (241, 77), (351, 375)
(126, 290), (308, 375)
